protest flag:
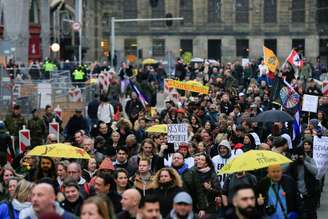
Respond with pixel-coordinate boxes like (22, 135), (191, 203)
(286, 49), (304, 68)
(263, 46), (280, 73)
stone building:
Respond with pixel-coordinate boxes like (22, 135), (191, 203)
(0, 0), (50, 64)
(82, 0), (328, 64)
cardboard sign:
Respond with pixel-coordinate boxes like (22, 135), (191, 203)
(302, 94), (318, 113)
(313, 136), (328, 179)
(165, 79), (209, 94)
(167, 124), (188, 144)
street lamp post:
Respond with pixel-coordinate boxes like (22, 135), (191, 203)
(110, 17), (184, 68)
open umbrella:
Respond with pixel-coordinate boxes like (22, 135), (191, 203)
(142, 58), (158, 65)
(255, 110), (294, 123)
(190, 57), (204, 63)
(27, 143), (91, 159)
(146, 124), (168, 133)
(218, 150), (292, 175)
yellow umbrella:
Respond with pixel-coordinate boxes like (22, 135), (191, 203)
(218, 150), (292, 175)
(27, 143), (91, 160)
(146, 124), (168, 133)
(142, 58), (158, 65)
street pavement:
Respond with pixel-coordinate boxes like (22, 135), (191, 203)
(318, 177), (328, 218)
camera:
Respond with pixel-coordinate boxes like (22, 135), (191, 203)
(265, 205), (276, 215)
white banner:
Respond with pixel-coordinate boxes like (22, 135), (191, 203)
(313, 136), (328, 179)
(167, 124), (188, 144)
(302, 94), (318, 113)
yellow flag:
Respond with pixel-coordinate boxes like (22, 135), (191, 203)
(263, 46), (279, 72)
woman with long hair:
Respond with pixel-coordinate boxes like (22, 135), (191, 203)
(0, 164), (19, 200)
(0, 179), (34, 219)
(81, 195), (115, 219)
(152, 167), (183, 218)
(114, 168), (131, 195)
(193, 153), (221, 217)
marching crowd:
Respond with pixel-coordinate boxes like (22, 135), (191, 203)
(0, 54), (327, 219)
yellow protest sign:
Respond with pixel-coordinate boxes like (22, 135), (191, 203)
(263, 46), (279, 73)
(165, 79), (209, 94)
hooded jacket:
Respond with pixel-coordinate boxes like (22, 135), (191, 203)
(212, 141), (234, 187)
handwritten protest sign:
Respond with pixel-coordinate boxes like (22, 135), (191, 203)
(165, 79), (209, 94)
(167, 124), (188, 144)
(313, 136), (328, 179)
(302, 94), (318, 113)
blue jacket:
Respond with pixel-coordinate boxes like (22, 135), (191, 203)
(0, 199), (32, 219)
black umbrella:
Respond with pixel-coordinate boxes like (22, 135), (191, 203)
(255, 110), (294, 123)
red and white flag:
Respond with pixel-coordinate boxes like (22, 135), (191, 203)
(286, 49), (304, 68)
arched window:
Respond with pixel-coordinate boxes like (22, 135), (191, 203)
(29, 0), (40, 24)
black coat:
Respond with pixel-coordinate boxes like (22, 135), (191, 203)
(60, 196), (84, 216)
(257, 175), (298, 214)
(108, 191), (122, 213)
(0, 130), (14, 166)
(65, 115), (88, 140)
(153, 185), (183, 218)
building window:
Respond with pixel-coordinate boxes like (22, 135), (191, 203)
(152, 39), (165, 57)
(208, 39), (221, 60)
(264, 39), (277, 54)
(235, 0), (249, 24)
(180, 0), (193, 25)
(292, 0), (305, 23)
(124, 38), (137, 56)
(236, 39), (249, 58)
(123, 0), (137, 19)
(29, 0), (40, 24)
(318, 0), (328, 25)
(208, 0), (221, 23)
(102, 13), (110, 27)
(151, 0), (165, 27)
(292, 39), (305, 56)
(180, 39), (193, 56)
(263, 0), (277, 23)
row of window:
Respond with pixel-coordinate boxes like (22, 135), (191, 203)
(117, 0), (328, 26)
(123, 38), (307, 59)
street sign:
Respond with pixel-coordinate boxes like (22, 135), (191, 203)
(72, 22), (81, 31)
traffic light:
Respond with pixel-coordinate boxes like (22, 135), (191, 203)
(166, 13), (173, 27)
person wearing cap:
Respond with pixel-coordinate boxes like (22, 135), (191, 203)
(166, 192), (196, 219)
(4, 105), (26, 152)
(0, 121), (15, 166)
(27, 109), (46, 147)
(212, 140), (235, 188)
(64, 109), (88, 141)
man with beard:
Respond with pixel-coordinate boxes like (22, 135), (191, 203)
(137, 195), (162, 219)
(26, 157), (57, 182)
(225, 185), (261, 219)
(171, 152), (206, 218)
(167, 192), (196, 219)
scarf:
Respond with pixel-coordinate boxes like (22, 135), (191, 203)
(177, 163), (189, 174)
(197, 166), (211, 173)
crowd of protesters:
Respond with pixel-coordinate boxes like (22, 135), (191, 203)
(0, 54), (327, 219)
